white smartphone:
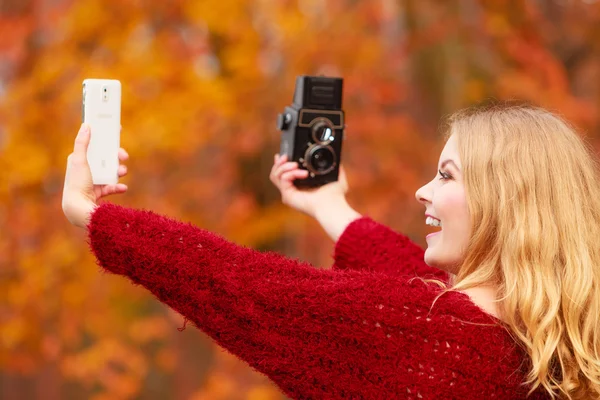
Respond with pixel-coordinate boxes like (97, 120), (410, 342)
(82, 79), (121, 185)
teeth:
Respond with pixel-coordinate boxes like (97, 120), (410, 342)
(426, 216), (442, 227)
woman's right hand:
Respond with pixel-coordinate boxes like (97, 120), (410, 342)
(270, 154), (361, 241)
(62, 124), (129, 229)
(269, 154), (350, 218)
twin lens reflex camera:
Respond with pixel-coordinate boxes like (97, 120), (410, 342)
(276, 76), (344, 188)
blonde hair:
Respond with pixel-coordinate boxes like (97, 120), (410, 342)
(442, 103), (600, 399)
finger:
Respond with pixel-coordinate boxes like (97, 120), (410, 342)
(281, 169), (309, 183)
(275, 154), (287, 166)
(269, 160), (279, 183)
(270, 160), (296, 183)
(270, 154), (284, 172)
(274, 162), (301, 180)
(118, 165), (128, 177)
(118, 148), (129, 161)
(270, 154), (280, 173)
(99, 183), (128, 198)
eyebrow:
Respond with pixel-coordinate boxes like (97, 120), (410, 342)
(440, 159), (460, 171)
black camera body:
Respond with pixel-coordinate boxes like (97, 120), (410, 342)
(277, 76), (344, 188)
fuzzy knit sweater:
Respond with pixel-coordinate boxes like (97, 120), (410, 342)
(87, 203), (550, 400)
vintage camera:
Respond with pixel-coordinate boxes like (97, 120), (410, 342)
(277, 76), (344, 188)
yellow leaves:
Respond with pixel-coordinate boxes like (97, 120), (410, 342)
(245, 385), (283, 400)
(184, 0), (253, 35)
(2, 134), (51, 188)
(1, 317), (26, 350)
(2, 0), (599, 398)
(62, 281), (88, 308)
(222, 40), (263, 81)
(6, 279), (33, 308)
(190, 350), (286, 400)
(226, 204), (304, 247)
(61, 339), (147, 399)
(43, 232), (80, 271)
(128, 316), (169, 344)
(0, 0), (403, 397)
(191, 372), (238, 400)
(62, 0), (128, 46)
(269, 4), (307, 39)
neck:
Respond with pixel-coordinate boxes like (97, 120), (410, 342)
(461, 286), (501, 320)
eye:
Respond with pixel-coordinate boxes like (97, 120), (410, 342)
(438, 169), (452, 181)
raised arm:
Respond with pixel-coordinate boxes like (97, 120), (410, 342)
(63, 124), (527, 399)
(269, 157), (447, 280)
(332, 217), (449, 281)
(88, 203), (472, 399)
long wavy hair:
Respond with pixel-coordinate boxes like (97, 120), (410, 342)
(442, 103), (600, 399)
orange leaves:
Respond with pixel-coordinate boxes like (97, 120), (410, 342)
(2, 0), (600, 398)
(1, 316), (27, 351)
(245, 385), (283, 400)
(189, 351), (283, 400)
(128, 316), (170, 344)
(2, 136), (51, 188)
(61, 339), (147, 399)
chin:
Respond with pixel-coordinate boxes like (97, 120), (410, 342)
(423, 249), (455, 273)
(423, 249), (439, 268)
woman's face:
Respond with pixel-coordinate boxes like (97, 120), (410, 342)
(415, 134), (471, 274)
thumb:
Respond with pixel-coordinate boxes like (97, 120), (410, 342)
(65, 124), (93, 191)
(73, 123), (91, 158)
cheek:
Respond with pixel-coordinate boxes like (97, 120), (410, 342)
(437, 188), (470, 231)
(426, 187), (470, 271)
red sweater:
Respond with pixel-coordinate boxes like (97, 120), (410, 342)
(88, 203), (549, 399)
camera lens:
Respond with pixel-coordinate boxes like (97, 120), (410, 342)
(305, 145), (336, 175)
(311, 119), (335, 144)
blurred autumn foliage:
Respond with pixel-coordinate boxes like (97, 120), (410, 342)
(2, 0), (600, 398)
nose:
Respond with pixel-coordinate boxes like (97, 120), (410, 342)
(415, 181), (431, 206)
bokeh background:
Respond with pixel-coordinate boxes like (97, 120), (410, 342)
(2, 0), (600, 399)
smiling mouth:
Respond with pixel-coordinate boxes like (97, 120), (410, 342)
(426, 230), (442, 239)
(425, 216), (442, 238)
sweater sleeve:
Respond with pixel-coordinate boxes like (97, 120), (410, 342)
(87, 203), (522, 399)
(333, 217), (449, 281)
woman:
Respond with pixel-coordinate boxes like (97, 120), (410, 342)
(62, 103), (599, 399)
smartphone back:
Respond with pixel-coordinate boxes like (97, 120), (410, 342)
(82, 79), (121, 185)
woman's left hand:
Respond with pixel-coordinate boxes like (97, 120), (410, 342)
(62, 123), (129, 229)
